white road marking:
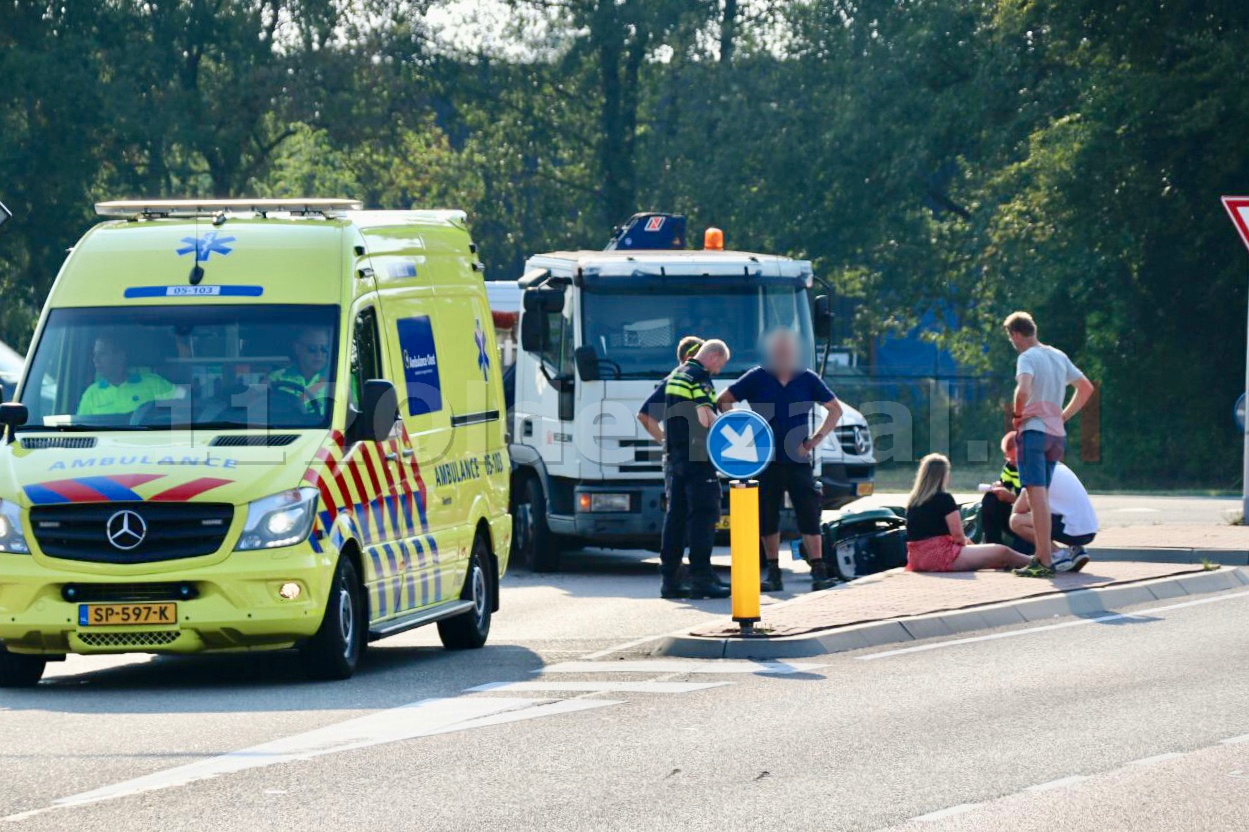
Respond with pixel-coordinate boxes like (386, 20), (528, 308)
(858, 589), (1249, 661)
(1027, 775), (1087, 792)
(911, 804), (979, 822)
(467, 680), (730, 694)
(1127, 752), (1184, 766)
(1221, 734), (1249, 745)
(3, 696), (617, 822)
(540, 660), (824, 675)
(1113, 507), (1162, 513)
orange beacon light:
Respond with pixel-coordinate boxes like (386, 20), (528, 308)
(704, 227), (724, 251)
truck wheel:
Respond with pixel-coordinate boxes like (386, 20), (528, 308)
(438, 534), (493, 650)
(300, 555), (366, 681)
(0, 645), (46, 688)
(512, 476), (562, 573)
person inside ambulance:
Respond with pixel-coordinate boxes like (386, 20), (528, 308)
(77, 334), (175, 417)
(270, 326), (333, 417)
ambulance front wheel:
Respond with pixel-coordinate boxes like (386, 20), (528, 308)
(300, 554), (366, 681)
(0, 645), (46, 688)
(439, 534), (493, 650)
(512, 475), (562, 573)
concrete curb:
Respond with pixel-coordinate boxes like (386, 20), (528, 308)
(655, 567), (1249, 660)
(1092, 547), (1249, 566)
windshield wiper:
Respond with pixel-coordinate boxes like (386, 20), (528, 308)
(15, 423), (154, 432)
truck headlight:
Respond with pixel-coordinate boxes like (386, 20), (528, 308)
(578, 493), (632, 512)
(236, 488), (319, 551)
(0, 499), (30, 554)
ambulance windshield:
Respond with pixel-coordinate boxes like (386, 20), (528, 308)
(580, 283), (815, 378)
(19, 305), (341, 431)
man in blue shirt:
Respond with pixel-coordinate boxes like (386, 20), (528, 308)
(717, 328), (842, 592)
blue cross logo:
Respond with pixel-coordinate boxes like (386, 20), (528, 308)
(474, 319), (490, 379)
(176, 232), (236, 262)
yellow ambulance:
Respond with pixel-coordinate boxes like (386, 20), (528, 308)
(0, 199), (511, 685)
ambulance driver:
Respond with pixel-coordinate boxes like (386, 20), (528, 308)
(270, 326), (333, 417)
(77, 335), (175, 417)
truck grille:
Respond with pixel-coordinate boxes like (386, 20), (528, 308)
(30, 502), (233, 564)
(618, 439), (662, 473)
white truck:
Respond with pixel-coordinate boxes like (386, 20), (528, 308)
(502, 214), (876, 571)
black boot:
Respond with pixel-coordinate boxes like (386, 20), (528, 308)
(660, 573), (691, 599)
(689, 570), (731, 599)
(810, 559), (836, 591)
(761, 562), (784, 593)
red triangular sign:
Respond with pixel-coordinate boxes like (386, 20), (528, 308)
(1223, 197), (1249, 252)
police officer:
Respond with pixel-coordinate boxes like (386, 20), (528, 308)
(637, 335), (704, 445)
(717, 328), (841, 592)
(270, 326), (333, 417)
(655, 339), (732, 600)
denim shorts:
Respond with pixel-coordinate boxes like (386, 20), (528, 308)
(1019, 430), (1065, 488)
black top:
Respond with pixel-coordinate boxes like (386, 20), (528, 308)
(905, 492), (959, 542)
(661, 359), (717, 464)
(726, 366), (836, 464)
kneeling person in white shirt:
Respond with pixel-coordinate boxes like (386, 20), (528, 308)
(1010, 462), (1098, 572)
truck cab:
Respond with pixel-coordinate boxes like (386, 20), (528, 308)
(507, 215), (875, 571)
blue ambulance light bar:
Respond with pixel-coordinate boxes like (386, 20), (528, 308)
(95, 198), (363, 219)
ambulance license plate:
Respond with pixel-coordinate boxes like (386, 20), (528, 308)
(79, 603), (177, 627)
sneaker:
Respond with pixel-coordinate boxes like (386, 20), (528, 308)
(1014, 558), (1056, 578)
(1052, 553), (1076, 573)
(761, 562), (784, 593)
(688, 571), (731, 599)
(1069, 545), (1091, 573)
(809, 559), (836, 591)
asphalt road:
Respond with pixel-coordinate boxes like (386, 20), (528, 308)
(1, 494), (1244, 831)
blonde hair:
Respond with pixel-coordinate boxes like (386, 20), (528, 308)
(907, 453), (951, 509)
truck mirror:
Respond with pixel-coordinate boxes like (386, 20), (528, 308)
(523, 286), (565, 314)
(520, 311), (546, 353)
(573, 346), (600, 381)
(0, 401), (28, 444)
(813, 294), (832, 339)
(358, 380), (398, 443)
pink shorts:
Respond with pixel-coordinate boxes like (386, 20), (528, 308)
(906, 535), (964, 572)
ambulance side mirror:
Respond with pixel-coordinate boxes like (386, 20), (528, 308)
(357, 380), (398, 444)
(0, 401), (28, 444)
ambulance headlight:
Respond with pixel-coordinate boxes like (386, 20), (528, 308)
(0, 500), (30, 554)
(236, 488), (319, 551)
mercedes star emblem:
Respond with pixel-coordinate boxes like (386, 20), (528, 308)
(106, 509), (147, 551)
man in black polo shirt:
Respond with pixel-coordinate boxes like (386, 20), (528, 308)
(717, 328), (842, 592)
(655, 339), (732, 600)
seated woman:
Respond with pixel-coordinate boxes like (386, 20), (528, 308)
(905, 453), (1031, 573)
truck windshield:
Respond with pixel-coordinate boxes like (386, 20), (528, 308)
(19, 305), (340, 431)
(580, 284), (815, 378)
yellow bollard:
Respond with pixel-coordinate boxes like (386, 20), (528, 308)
(730, 479), (761, 634)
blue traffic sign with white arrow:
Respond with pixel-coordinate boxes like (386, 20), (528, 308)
(707, 409), (775, 480)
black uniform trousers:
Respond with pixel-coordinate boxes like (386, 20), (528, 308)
(660, 460), (721, 577)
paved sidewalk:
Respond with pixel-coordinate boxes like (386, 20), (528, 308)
(659, 562), (1249, 659)
(693, 562), (1205, 639)
(1092, 525), (1248, 564)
